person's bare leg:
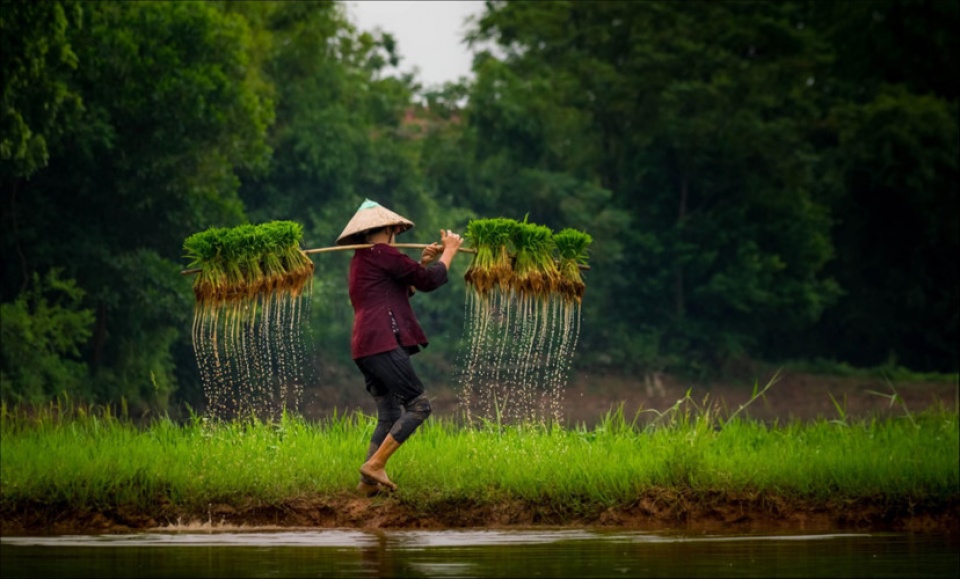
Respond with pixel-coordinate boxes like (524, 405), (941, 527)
(357, 441), (388, 496)
(359, 434), (401, 490)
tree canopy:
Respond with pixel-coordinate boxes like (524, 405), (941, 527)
(2, 0), (955, 412)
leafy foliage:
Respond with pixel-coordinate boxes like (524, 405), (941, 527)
(1, 0), (955, 413)
(0, 269), (94, 403)
(0, 0), (83, 179)
(2, 1), (273, 410)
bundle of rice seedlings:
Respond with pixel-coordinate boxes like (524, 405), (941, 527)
(222, 224), (257, 302)
(258, 222), (287, 295)
(183, 226), (230, 306)
(552, 228), (592, 303)
(511, 219), (559, 300)
(182, 221), (314, 306)
(464, 218), (517, 296)
(243, 224), (269, 299)
(272, 220), (314, 297)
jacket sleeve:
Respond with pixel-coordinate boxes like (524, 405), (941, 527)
(377, 245), (449, 291)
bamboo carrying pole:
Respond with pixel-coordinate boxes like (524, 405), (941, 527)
(179, 243), (589, 276)
(303, 243), (477, 255)
(179, 243), (475, 276)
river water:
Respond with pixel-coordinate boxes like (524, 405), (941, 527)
(1, 528), (956, 578)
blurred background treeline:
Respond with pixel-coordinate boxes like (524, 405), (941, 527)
(1, 0), (956, 416)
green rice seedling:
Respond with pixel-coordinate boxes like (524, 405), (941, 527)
(463, 219), (491, 293)
(464, 218), (517, 297)
(260, 238), (286, 296)
(253, 220), (312, 298)
(183, 221), (314, 306)
(489, 218), (519, 293)
(460, 218), (592, 427)
(273, 220), (314, 297)
(257, 221), (287, 296)
(184, 220), (314, 422)
(183, 226), (229, 307)
(552, 228), (592, 303)
(220, 225), (251, 302)
(511, 219), (559, 300)
(239, 224), (266, 300)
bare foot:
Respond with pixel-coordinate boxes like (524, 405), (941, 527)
(360, 463), (397, 491)
(356, 481), (382, 497)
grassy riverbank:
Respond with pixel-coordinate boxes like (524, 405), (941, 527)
(2, 392), (957, 535)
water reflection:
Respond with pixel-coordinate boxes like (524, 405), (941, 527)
(2, 528), (957, 578)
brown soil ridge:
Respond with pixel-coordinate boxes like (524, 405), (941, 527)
(3, 491), (957, 536)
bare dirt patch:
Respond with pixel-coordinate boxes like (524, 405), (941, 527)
(305, 368), (958, 426)
(558, 369), (958, 426)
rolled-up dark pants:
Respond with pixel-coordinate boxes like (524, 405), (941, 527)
(355, 347), (433, 482)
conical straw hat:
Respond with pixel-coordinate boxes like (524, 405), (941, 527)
(336, 199), (415, 245)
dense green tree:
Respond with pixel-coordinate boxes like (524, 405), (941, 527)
(0, 269), (94, 403)
(0, 0), (83, 180)
(462, 1), (841, 374)
(1, 1), (273, 410)
(2, 0), (955, 414)
(816, 89), (958, 371)
(788, 0), (959, 372)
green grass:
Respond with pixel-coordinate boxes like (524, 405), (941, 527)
(2, 392), (957, 519)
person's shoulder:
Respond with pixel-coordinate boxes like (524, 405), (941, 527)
(372, 243), (404, 257)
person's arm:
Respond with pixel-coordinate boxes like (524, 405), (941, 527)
(409, 242), (444, 296)
(407, 232), (461, 295)
(436, 229), (463, 270)
(420, 242), (443, 266)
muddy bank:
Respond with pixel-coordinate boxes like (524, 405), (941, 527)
(3, 491), (957, 537)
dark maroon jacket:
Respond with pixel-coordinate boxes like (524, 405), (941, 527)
(348, 243), (449, 359)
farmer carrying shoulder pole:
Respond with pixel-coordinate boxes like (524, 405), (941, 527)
(337, 199), (464, 495)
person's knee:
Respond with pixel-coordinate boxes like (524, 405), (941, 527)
(405, 394), (432, 421)
(389, 395), (432, 443)
(374, 395), (401, 424)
